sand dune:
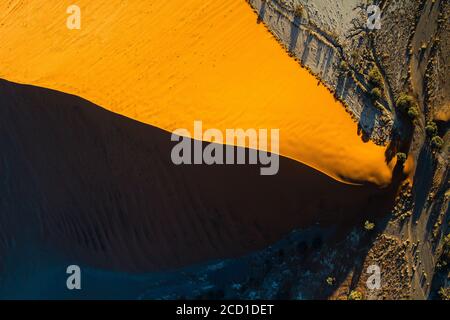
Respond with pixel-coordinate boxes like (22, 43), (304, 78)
(0, 80), (396, 272)
(0, 0), (394, 185)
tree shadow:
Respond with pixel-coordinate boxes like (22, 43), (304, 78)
(321, 46), (334, 76)
(300, 33), (313, 64)
(289, 15), (302, 53)
(357, 98), (378, 142)
(384, 115), (413, 164)
(256, 0), (267, 24)
(412, 146), (434, 220)
(335, 74), (350, 101)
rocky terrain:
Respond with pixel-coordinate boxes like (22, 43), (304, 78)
(247, 0), (449, 299)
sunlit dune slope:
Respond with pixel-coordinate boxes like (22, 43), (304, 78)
(0, 0), (393, 185)
(0, 80), (397, 271)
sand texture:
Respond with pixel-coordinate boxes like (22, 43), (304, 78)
(0, 0), (394, 185)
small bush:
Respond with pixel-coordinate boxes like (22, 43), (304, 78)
(444, 234), (450, 248)
(294, 4), (304, 17)
(396, 93), (416, 112)
(439, 287), (450, 300)
(431, 136), (444, 149)
(326, 277), (336, 286)
(364, 220), (375, 231)
(438, 234), (450, 268)
(340, 60), (349, 72)
(348, 290), (363, 300)
(370, 87), (382, 101)
(425, 121), (438, 136)
(396, 152), (407, 164)
(396, 93), (420, 120)
(407, 106), (420, 119)
(368, 67), (383, 88)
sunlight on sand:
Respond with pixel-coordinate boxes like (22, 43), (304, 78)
(0, 0), (394, 185)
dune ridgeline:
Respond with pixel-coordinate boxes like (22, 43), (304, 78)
(0, 0), (397, 273)
(0, 0), (394, 185)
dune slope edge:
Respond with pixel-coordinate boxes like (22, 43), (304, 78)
(0, 0), (393, 185)
(0, 80), (396, 272)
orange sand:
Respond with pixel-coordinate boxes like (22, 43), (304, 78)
(0, 0), (394, 185)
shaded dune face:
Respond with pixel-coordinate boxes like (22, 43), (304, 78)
(0, 80), (395, 272)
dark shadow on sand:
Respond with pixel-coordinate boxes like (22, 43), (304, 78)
(0, 79), (399, 276)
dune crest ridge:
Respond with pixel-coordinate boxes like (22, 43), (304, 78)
(0, 0), (394, 185)
(0, 80), (397, 272)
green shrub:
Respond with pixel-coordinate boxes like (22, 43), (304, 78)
(395, 93), (420, 120)
(439, 287), (450, 300)
(431, 136), (444, 149)
(440, 233), (450, 265)
(364, 220), (375, 231)
(368, 67), (383, 88)
(396, 93), (416, 112)
(437, 234), (450, 269)
(407, 106), (420, 119)
(444, 234), (450, 248)
(326, 277), (336, 286)
(425, 121), (438, 136)
(340, 60), (349, 72)
(370, 87), (382, 101)
(396, 152), (407, 164)
(348, 290), (363, 300)
(294, 4), (304, 17)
